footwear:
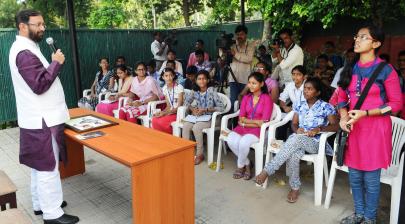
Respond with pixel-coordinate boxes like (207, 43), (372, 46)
(340, 213), (364, 224)
(35, 201), (67, 215)
(43, 214), (79, 224)
(243, 164), (253, 180)
(286, 189), (300, 203)
(233, 167), (245, 179)
(194, 154), (205, 165)
(360, 219), (376, 224)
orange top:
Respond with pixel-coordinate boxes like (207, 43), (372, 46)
(65, 108), (195, 167)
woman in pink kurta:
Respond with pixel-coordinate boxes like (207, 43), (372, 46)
(337, 26), (403, 223)
(96, 64), (133, 117)
(224, 72), (273, 180)
(119, 62), (163, 123)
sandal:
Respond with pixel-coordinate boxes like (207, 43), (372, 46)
(194, 154), (205, 165)
(243, 164), (253, 180)
(233, 167), (245, 179)
(287, 189), (300, 203)
(254, 171), (268, 185)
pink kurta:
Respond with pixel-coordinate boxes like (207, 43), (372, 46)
(233, 93), (273, 138)
(337, 58), (403, 171)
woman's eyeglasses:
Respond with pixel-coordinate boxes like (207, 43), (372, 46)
(353, 34), (375, 42)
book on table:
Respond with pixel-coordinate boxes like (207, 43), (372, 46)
(182, 114), (211, 123)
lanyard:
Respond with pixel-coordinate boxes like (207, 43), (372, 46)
(167, 85), (175, 108)
(198, 91), (208, 108)
(354, 58), (378, 97)
(236, 42), (248, 54)
(249, 94), (261, 119)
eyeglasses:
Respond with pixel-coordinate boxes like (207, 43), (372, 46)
(27, 23), (46, 29)
(353, 34), (374, 42)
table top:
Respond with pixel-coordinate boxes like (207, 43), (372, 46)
(65, 108), (195, 167)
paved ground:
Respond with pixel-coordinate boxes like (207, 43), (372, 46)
(0, 128), (391, 224)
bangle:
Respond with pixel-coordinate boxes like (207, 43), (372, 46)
(366, 110), (369, 116)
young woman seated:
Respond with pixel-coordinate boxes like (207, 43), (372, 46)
(181, 70), (225, 165)
(223, 72), (274, 180)
(96, 64), (133, 117)
(255, 77), (338, 203)
(118, 62), (163, 123)
(151, 68), (184, 134)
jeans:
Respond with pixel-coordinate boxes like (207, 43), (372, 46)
(229, 82), (246, 112)
(349, 167), (381, 220)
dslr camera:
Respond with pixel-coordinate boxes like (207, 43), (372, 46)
(272, 38), (284, 47)
(216, 33), (236, 50)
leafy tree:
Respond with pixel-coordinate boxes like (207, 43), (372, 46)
(26, 0), (92, 28)
(87, 0), (125, 28)
(0, 0), (24, 28)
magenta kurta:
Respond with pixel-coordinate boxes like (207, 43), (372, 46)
(233, 93), (273, 138)
(337, 58), (403, 171)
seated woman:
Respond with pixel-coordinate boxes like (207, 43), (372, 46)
(279, 65), (307, 113)
(224, 72), (273, 180)
(158, 50), (184, 75)
(255, 77), (338, 203)
(96, 64), (133, 117)
(78, 57), (114, 110)
(165, 60), (186, 86)
(151, 68), (184, 134)
(182, 70), (225, 165)
(238, 62), (279, 103)
(119, 62), (163, 123)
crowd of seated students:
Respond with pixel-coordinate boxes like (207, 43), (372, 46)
(76, 25), (405, 222)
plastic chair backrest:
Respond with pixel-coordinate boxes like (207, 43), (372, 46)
(270, 104), (282, 122)
(217, 92), (232, 114)
(386, 116), (405, 176)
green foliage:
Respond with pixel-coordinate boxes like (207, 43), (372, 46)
(0, 0), (24, 28)
(247, 0), (405, 34)
(26, 0), (92, 28)
(87, 0), (125, 28)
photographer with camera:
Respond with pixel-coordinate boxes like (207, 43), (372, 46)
(151, 31), (169, 70)
(229, 25), (256, 110)
(271, 28), (304, 88)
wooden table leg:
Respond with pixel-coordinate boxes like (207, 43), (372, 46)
(59, 136), (85, 179)
(131, 147), (194, 224)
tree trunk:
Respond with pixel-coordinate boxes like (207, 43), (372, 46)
(182, 0), (191, 27)
(262, 19), (272, 42)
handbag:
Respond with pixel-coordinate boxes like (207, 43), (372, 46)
(335, 62), (387, 166)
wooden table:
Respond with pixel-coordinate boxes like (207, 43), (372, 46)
(60, 108), (195, 224)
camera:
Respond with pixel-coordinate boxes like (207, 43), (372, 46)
(216, 33), (236, 50)
(163, 30), (178, 46)
(272, 38), (284, 46)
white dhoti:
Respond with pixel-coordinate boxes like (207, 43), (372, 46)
(30, 135), (64, 220)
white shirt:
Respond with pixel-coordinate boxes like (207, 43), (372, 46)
(158, 60), (183, 75)
(151, 40), (168, 61)
(279, 81), (305, 107)
(163, 84), (184, 108)
(331, 67), (344, 88)
(272, 43), (304, 86)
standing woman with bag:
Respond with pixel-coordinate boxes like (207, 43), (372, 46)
(337, 25), (403, 224)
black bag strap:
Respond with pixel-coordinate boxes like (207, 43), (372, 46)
(353, 62), (387, 110)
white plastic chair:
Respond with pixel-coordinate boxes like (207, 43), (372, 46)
(171, 92), (231, 166)
(216, 104), (282, 177)
(263, 111), (335, 206)
(114, 97), (128, 118)
(324, 116), (405, 224)
(83, 89), (109, 104)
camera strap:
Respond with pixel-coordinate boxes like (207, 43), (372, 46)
(282, 43), (295, 59)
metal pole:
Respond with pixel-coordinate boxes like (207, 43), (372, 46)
(66, 0), (82, 100)
(241, 0), (245, 25)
